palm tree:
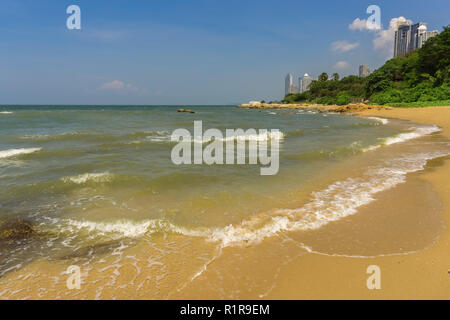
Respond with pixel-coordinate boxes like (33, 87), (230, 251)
(332, 73), (340, 81)
(318, 72), (329, 82)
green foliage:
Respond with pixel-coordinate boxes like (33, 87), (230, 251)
(318, 72), (329, 82)
(336, 92), (351, 105)
(283, 26), (449, 106)
(387, 99), (450, 108)
(418, 25), (450, 85)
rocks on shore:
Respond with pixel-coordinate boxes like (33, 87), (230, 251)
(177, 108), (195, 114)
(237, 101), (392, 113)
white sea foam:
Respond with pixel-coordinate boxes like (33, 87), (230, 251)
(362, 125), (441, 153)
(62, 172), (113, 184)
(218, 131), (284, 143)
(362, 145), (381, 152)
(56, 150), (449, 248)
(171, 131), (285, 144)
(0, 111), (13, 114)
(367, 116), (389, 125)
(383, 125), (440, 146)
(62, 219), (161, 239)
(0, 148), (41, 159)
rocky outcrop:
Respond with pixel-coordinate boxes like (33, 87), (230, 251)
(237, 102), (392, 113)
(178, 108), (195, 113)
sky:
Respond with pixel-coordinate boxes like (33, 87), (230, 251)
(0, 0), (448, 105)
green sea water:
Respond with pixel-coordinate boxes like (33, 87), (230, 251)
(0, 105), (449, 278)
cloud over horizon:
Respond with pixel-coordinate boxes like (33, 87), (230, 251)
(100, 80), (139, 92)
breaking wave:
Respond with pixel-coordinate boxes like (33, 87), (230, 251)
(52, 150), (449, 248)
(62, 172), (114, 184)
(0, 148), (42, 159)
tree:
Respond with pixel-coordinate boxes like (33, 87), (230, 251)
(318, 72), (329, 82)
(332, 73), (340, 81)
(418, 25), (450, 84)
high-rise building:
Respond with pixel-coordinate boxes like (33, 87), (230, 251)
(300, 74), (313, 93)
(409, 22), (427, 52)
(285, 74), (293, 96)
(359, 65), (371, 78)
(285, 73), (299, 95)
(394, 21), (438, 57)
(394, 22), (411, 57)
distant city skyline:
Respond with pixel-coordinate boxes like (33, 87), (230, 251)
(0, 0), (448, 105)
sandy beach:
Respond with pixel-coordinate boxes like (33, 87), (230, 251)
(0, 106), (449, 300)
(264, 106), (450, 299)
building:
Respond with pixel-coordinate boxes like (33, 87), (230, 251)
(394, 22), (411, 57)
(394, 21), (438, 57)
(285, 73), (299, 95)
(300, 73), (313, 93)
(359, 65), (371, 78)
(285, 73), (313, 96)
(409, 22), (427, 52)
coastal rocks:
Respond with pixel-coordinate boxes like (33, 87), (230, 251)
(178, 108), (195, 114)
(237, 102), (392, 113)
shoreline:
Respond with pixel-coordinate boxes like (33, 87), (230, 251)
(0, 106), (449, 299)
(237, 102), (393, 113)
(265, 106), (450, 299)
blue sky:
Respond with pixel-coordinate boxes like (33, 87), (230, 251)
(0, 0), (448, 105)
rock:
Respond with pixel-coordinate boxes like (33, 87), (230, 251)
(178, 108), (195, 113)
(0, 219), (35, 240)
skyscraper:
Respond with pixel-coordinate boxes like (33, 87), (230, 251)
(394, 22), (411, 57)
(285, 73), (299, 95)
(300, 74), (313, 93)
(285, 74), (293, 96)
(359, 65), (371, 78)
(409, 22), (427, 52)
(394, 21), (438, 57)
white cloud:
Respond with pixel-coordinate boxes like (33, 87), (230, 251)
(334, 61), (350, 70)
(349, 16), (413, 57)
(100, 80), (139, 92)
(101, 80), (126, 90)
(331, 40), (360, 52)
(349, 18), (370, 31)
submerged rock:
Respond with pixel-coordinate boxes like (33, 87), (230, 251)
(0, 219), (36, 240)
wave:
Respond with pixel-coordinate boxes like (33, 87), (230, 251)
(62, 172), (113, 184)
(362, 125), (441, 153)
(367, 117), (389, 125)
(21, 131), (119, 143)
(384, 125), (440, 146)
(149, 131), (285, 144)
(0, 148), (41, 159)
(52, 150), (449, 248)
(0, 111), (13, 114)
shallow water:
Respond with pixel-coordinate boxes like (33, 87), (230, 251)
(0, 105), (449, 299)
